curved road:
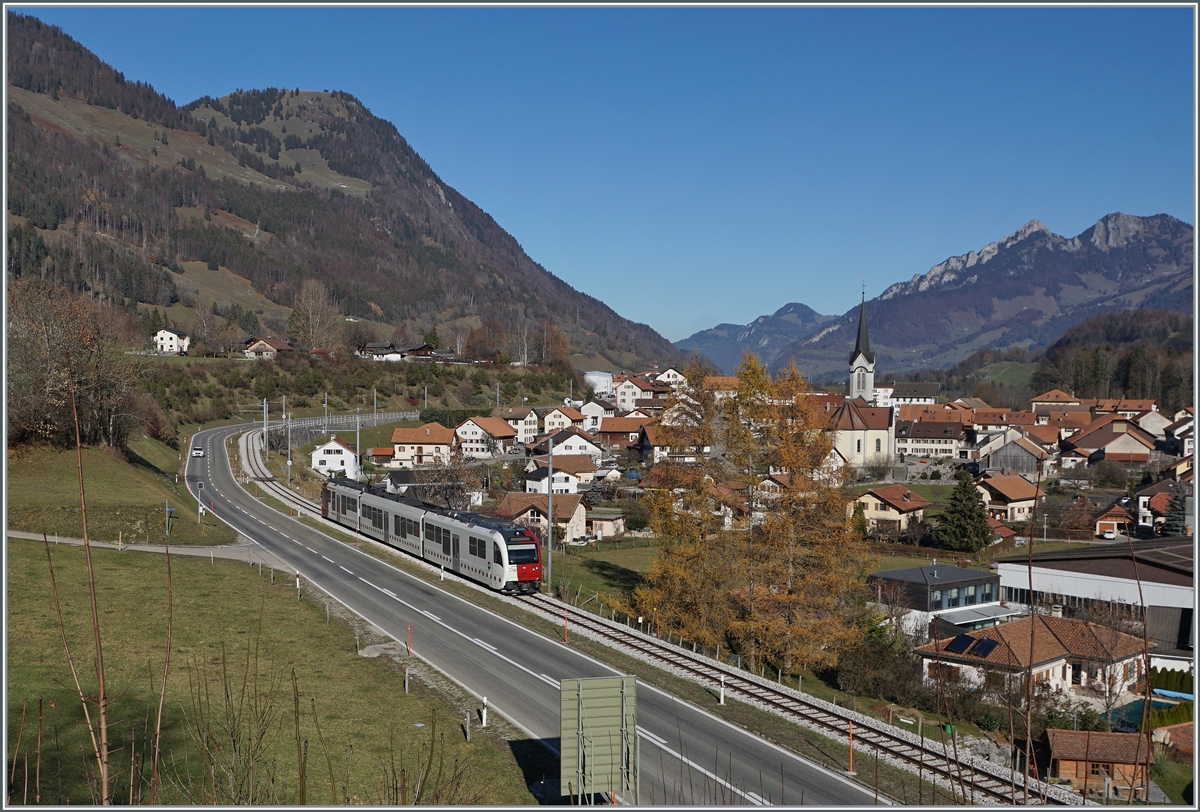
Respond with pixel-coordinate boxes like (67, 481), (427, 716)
(186, 423), (881, 806)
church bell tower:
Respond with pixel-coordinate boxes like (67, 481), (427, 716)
(847, 292), (875, 402)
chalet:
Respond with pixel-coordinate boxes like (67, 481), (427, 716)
(389, 422), (456, 468)
(596, 416), (656, 451)
(580, 399), (617, 432)
(455, 416), (518, 458)
(540, 406), (585, 434)
(310, 436), (360, 479)
(245, 337), (292, 359)
(308, 347), (335, 360)
(496, 493), (587, 543)
(396, 343), (435, 361)
(1092, 503), (1134, 537)
(491, 407), (541, 445)
(153, 328), (190, 355)
(853, 485), (931, 538)
(975, 474), (1040, 522)
(914, 614), (1149, 702)
(1047, 729), (1153, 801)
(653, 367), (688, 388)
(365, 447), (394, 466)
(527, 427), (604, 460)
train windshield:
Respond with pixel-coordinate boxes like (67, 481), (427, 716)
(507, 544), (539, 564)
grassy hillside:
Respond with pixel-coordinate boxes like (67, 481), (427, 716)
(6, 538), (540, 805)
(6, 436), (234, 545)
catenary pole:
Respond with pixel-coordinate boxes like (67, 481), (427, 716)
(547, 438), (554, 588)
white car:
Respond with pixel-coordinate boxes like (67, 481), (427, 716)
(192, 446), (205, 458)
(1101, 529), (1116, 540)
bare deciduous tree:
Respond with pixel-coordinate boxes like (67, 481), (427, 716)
(287, 279), (340, 352)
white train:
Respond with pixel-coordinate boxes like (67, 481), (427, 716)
(321, 478), (543, 594)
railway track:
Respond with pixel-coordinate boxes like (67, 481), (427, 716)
(234, 428), (1081, 806)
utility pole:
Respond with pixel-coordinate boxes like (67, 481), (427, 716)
(546, 438), (554, 588)
(324, 391), (328, 431)
(262, 398), (268, 453)
(287, 413), (292, 488)
(356, 409), (361, 482)
(373, 387), (377, 421)
(424, 385), (428, 410)
(496, 383), (500, 408)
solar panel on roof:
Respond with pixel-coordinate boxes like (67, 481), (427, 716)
(946, 634), (975, 655)
(970, 638), (999, 658)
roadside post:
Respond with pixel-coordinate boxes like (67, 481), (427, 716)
(482, 697), (488, 728)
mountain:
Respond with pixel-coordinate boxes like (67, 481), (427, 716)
(766, 213), (1193, 382)
(5, 12), (683, 370)
(675, 302), (834, 374)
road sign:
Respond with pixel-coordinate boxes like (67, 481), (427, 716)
(197, 482), (204, 491)
(560, 676), (638, 805)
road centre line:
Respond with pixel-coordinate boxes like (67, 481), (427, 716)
(321, 555), (333, 563)
(474, 638), (497, 651)
(340, 566), (353, 574)
(638, 734), (766, 806)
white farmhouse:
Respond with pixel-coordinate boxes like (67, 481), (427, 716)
(153, 328), (190, 355)
(310, 436), (360, 479)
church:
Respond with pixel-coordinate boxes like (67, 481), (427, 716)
(830, 294), (896, 474)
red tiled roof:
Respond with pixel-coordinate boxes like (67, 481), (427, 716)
(864, 485), (931, 513)
(391, 422), (456, 446)
(461, 416), (518, 438)
(978, 475), (1039, 504)
(915, 615), (1150, 670)
(1032, 389), (1078, 403)
(496, 492), (584, 522)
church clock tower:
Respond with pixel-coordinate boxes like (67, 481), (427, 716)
(847, 292), (875, 402)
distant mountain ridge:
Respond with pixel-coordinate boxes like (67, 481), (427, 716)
(5, 12), (683, 370)
(679, 213), (1193, 381)
(675, 302), (833, 374)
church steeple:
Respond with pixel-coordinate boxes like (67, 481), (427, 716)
(847, 290), (876, 402)
(849, 292), (874, 365)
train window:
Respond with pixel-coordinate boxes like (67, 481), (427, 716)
(508, 544), (538, 564)
(394, 515), (402, 537)
(348, 498), (357, 514)
(409, 518), (418, 538)
(494, 542), (503, 565)
(468, 537), (476, 557)
(424, 523), (434, 542)
(441, 528), (451, 556)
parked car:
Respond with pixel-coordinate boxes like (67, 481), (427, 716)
(1101, 529), (1116, 540)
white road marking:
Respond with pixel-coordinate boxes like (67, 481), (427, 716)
(636, 726), (667, 746)
(306, 547), (316, 553)
(638, 733), (767, 805)
(321, 555), (333, 563)
(474, 638), (497, 652)
(340, 566), (353, 575)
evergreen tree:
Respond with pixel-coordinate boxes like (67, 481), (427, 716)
(932, 472), (992, 552)
(1161, 486), (1191, 537)
(423, 327), (440, 349)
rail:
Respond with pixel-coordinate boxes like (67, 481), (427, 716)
(233, 427), (1082, 806)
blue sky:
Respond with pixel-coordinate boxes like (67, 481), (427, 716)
(17, 6), (1196, 341)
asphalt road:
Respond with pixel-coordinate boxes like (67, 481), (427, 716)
(185, 423), (881, 806)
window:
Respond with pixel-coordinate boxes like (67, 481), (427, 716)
(931, 590), (943, 610)
(494, 542), (503, 565)
(857, 440), (862, 453)
(982, 583), (993, 601)
(875, 438), (882, 453)
(966, 585), (976, 605)
(948, 587), (960, 608)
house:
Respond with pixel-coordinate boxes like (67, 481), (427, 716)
(455, 416), (518, 459)
(653, 367), (688, 388)
(971, 409), (1036, 431)
(381, 469), (484, 507)
(244, 337), (292, 359)
(580, 399), (617, 432)
(395, 343), (435, 361)
(702, 376), (740, 402)
(491, 407), (541, 445)
(524, 467), (579, 495)
(596, 416), (656, 451)
(153, 327), (190, 355)
(310, 436), (360, 479)
(976, 474), (1040, 522)
(540, 406), (586, 434)
(632, 423), (712, 465)
(853, 485), (931, 538)
(496, 493), (587, 543)
(1132, 409), (1174, 441)
(829, 398), (894, 473)
(308, 347), (335, 360)
(1062, 414), (1157, 466)
(586, 508), (626, 539)
(614, 376), (666, 411)
(1031, 389), (1082, 407)
(1164, 415), (1194, 457)
(994, 538), (1193, 672)
(914, 614), (1149, 701)
(527, 427), (605, 461)
(389, 422), (457, 468)
(988, 517), (1018, 545)
(868, 564), (1009, 639)
(884, 382), (940, 407)
(1046, 729), (1153, 800)
(894, 420), (968, 460)
(525, 454), (597, 484)
(1085, 398), (1158, 419)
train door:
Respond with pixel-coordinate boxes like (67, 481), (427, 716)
(452, 534), (460, 571)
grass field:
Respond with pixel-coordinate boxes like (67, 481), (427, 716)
(5, 538), (541, 805)
(6, 438), (234, 546)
